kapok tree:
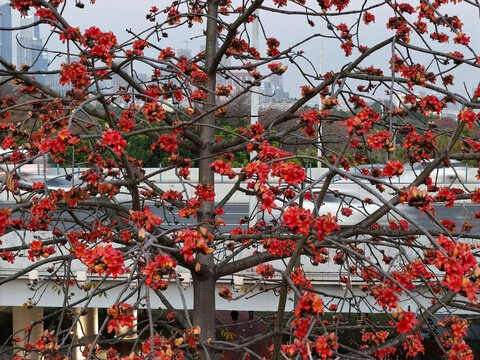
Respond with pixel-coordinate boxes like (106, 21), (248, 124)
(1, 0), (480, 359)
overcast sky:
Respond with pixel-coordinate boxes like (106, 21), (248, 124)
(9, 0), (480, 99)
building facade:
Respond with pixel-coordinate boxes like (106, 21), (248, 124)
(0, 3), (12, 65)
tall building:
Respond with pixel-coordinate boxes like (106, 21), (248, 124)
(44, 73), (71, 95)
(17, 15), (48, 81)
(17, 16), (35, 66)
(176, 48), (192, 59)
(112, 73), (129, 90)
(31, 38), (48, 73)
(261, 75), (289, 100)
(0, 3), (12, 65)
(227, 71), (250, 94)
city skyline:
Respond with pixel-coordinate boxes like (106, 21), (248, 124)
(16, 15), (48, 75)
(0, 5), (48, 77)
(0, 3), (12, 65)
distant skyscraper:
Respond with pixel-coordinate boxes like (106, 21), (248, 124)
(261, 75), (288, 100)
(17, 16), (35, 66)
(177, 48), (192, 59)
(31, 38), (48, 73)
(34, 16), (40, 40)
(17, 15), (48, 82)
(0, 3), (12, 65)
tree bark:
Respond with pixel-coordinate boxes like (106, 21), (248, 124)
(193, 266), (216, 359)
(193, 0), (218, 359)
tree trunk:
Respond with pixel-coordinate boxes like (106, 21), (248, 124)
(193, 0), (218, 359)
(193, 262), (216, 359)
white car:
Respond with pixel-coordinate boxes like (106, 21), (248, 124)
(263, 192), (386, 226)
(17, 176), (82, 192)
(400, 161), (467, 184)
(332, 164), (387, 184)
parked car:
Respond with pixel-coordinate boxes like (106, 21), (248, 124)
(401, 161), (467, 183)
(332, 164), (387, 183)
(264, 191), (386, 226)
(21, 176), (82, 191)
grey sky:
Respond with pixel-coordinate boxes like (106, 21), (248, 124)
(9, 0), (480, 99)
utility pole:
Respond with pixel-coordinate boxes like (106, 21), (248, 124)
(318, 17), (324, 167)
(249, 9), (260, 222)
